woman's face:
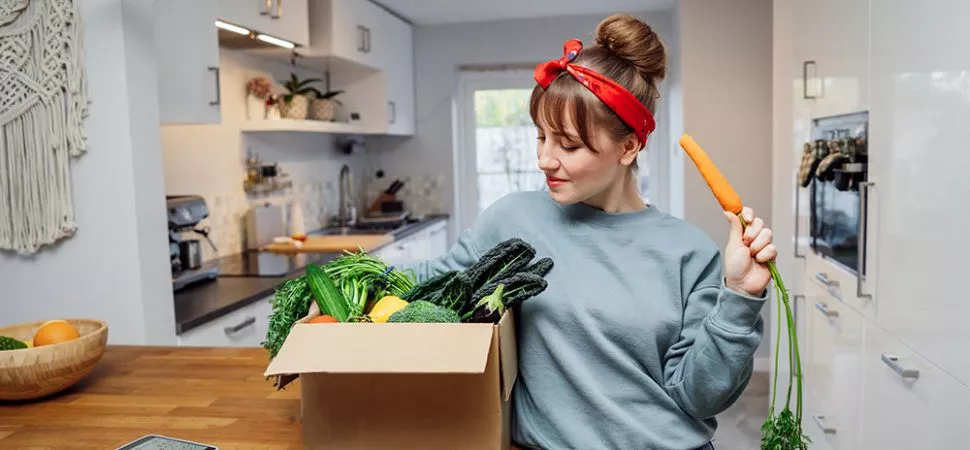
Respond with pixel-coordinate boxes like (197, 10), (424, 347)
(536, 112), (640, 205)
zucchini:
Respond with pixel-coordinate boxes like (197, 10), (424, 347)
(306, 264), (351, 322)
(464, 238), (536, 291)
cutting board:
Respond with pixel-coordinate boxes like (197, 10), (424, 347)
(261, 234), (394, 254)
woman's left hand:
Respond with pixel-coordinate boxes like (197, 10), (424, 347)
(723, 206), (777, 297)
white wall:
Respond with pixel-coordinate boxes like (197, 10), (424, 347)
(676, 0), (774, 362)
(371, 11), (675, 240)
(161, 48), (374, 260)
(0, 0), (175, 345)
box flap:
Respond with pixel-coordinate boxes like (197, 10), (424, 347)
(264, 322), (496, 377)
(498, 310), (518, 401)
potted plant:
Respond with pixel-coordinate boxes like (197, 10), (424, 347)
(277, 73), (321, 120)
(309, 89), (344, 121)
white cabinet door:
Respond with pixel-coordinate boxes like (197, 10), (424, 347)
(327, 0), (383, 69)
(177, 303), (261, 347)
(153, 0), (221, 124)
(273, 0), (309, 47)
(372, 240), (412, 268)
(252, 295), (274, 348)
(381, 11), (414, 136)
(802, 282), (865, 450)
(866, 0), (970, 386)
(426, 222), (449, 260)
(861, 322), (970, 449)
(218, 0), (308, 46)
(792, 0), (869, 118)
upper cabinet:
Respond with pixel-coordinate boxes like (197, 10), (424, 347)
(380, 9), (415, 136)
(792, 0), (870, 118)
(299, 0), (415, 135)
(154, 0), (222, 124)
(218, 0), (309, 47)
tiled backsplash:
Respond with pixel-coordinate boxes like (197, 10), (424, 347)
(363, 173), (447, 217)
(188, 173), (445, 262)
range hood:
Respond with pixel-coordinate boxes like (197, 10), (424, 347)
(215, 20), (296, 50)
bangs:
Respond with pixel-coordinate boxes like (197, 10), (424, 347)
(529, 77), (602, 151)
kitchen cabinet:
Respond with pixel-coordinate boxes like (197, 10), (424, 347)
(217, 0), (309, 47)
(861, 321), (970, 449)
(866, 0), (970, 388)
(380, 10), (415, 136)
(802, 283), (865, 450)
(153, 0), (222, 124)
(306, 0), (385, 70)
(177, 300), (267, 347)
(792, 0), (869, 118)
(372, 221), (449, 267)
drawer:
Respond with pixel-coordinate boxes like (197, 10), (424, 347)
(861, 322), (970, 449)
(805, 251), (871, 318)
(252, 295), (274, 348)
(177, 303), (261, 348)
(802, 294), (865, 450)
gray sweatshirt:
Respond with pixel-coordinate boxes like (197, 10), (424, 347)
(405, 191), (767, 450)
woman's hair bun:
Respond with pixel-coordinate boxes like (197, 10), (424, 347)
(595, 14), (666, 82)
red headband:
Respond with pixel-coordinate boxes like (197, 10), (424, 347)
(534, 39), (656, 147)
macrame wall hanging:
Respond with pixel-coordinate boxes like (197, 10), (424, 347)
(0, 0), (89, 255)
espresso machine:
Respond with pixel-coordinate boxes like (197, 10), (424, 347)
(167, 195), (219, 291)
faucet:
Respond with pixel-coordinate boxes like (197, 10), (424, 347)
(338, 164), (356, 228)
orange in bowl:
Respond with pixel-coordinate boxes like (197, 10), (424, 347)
(33, 320), (81, 347)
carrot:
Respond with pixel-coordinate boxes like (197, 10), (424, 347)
(678, 133), (809, 449)
(678, 134), (744, 215)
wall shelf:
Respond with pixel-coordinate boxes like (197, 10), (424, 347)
(240, 119), (374, 135)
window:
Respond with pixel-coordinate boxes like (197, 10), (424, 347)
(454, 69), (661, 231)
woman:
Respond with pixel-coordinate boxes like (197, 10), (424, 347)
(407, 14), (775, 450)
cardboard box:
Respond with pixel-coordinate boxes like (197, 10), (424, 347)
(264, 303), (518, 449)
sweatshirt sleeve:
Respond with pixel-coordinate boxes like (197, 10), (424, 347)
(661, 248), (768, 420)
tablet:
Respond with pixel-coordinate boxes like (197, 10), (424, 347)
(115, 434), (217, 450)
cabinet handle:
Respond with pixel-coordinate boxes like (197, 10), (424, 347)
(793, 174), (805, 259)
(364, 27), (371, 53)
(224, 316), (256, 335)
(803, 60), (819, 99)
(815, 272), (839, 288)
(270, 0), (281, 19)
(208, 66), (220, 106)
(814, 301), (839, 318)
(881, 352), (920, 380)
(812, 414), (837, 434)
(388, 101), (396, 124)
(356, 25), (367, 52)
(857, 181), (874, 300)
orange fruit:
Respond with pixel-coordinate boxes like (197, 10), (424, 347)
(307, 315), (338, 324)
(33, 320), (80, 347)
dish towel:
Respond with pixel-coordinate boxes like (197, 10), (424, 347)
(0, 0), (89, 255)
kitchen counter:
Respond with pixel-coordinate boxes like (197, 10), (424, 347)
(0, 346), (301, 449)
(173, 215), (449, 334)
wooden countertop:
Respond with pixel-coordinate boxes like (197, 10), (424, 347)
(0, 346), (301, 449)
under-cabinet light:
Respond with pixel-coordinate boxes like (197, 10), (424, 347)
(215, 20), (250, 36)
(256, 33), (296, 49)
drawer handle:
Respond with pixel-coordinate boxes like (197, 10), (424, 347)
(815, 272), (839, 287)
(812, 414), (836, 434)
(881, 352), (920, 380)
(224, 316), (256, 335)
(814, 301), (839, 318)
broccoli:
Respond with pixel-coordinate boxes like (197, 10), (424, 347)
(387, 300), (461, 323)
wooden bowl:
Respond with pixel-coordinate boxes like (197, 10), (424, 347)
(0, 319), (108, 401)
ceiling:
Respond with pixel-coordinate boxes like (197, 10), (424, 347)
(372, 0), (677, 25)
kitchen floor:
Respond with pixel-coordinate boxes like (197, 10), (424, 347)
(711, 371), (769, 450)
